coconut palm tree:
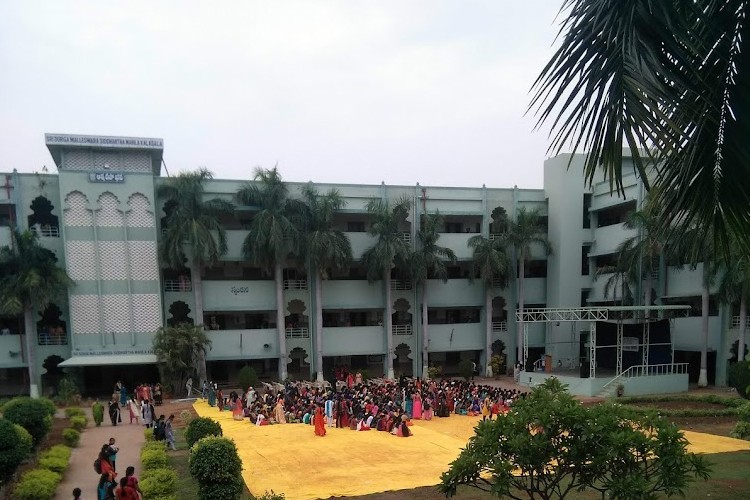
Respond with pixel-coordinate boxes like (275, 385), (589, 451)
(361, 197), (412, 379)
(468, 234), (512, 376)
(718, 243), (750, 364)
(158, 168), (234, 383)
(410, 211), (457, 379)
(595, 264), (635, 308)
(296, 186), (353, 382)
(0, 230), (72, 397)
(530, 0), (750, 261)
(236, 167), (298, 381)
(505, 207), (552, 366)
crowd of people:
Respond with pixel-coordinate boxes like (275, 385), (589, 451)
(203, 372), (527, 438)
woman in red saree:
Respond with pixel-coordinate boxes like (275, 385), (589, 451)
(313, 407), (326, 436)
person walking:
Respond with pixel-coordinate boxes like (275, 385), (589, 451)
(185, 377), (193, 397)
(165, 414), (176, 451)
(108, 397), (120, 426)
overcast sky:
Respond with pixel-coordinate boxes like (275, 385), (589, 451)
(0, 1), (566, 189)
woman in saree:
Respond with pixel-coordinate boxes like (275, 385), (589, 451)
(274, 397), (286, 424)
(313, 406), (326, 436)
(411, 391), (422, 419)
(232, 397), (244, 421)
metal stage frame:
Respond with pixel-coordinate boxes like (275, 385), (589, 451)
(516, 305), (691, 379)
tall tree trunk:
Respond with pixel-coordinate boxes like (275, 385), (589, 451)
(740, 292), (748, 363)
(517, 258), (525, 367)
(421, 282), (429, 379)
(24, 305), (39, 398)
(644, 272), (653, 319)
(698, 273), (710, 387)
(275, 262), (288, 381)
(191, 260), (207, 384)
(485, 285), (493, 377)
(316, 269), (324, 382)
(384, 268), (394, 379)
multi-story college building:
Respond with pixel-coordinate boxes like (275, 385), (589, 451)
(0, 134), (738, 394)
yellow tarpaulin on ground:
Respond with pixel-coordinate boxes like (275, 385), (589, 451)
(193, 401), (750, 500)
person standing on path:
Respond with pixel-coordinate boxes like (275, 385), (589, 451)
(185, 377), (193, 397)
(141, 400), (154, 428)
(107, 438), (119, 472)
(108, 397), (120, 426)
(164, 415), (176, 451)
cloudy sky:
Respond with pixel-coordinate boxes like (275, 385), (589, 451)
(0, 1), (566, 188)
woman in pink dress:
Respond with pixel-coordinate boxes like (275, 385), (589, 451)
(232, 397), (244, 421)
(422, 397), (433, 420)
(412, 392), (422, 419)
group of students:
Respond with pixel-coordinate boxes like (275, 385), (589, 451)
(93, 438), (142, 499)
(205, 374), (527, 438)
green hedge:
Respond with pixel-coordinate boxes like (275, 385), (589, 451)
(144, 427), (155, 441)
(69, 415), (88, 431)
(189, 436), (243, 500)
(141, 447), (168, 470)
(185, 417), (223, 448)
(13, 423), (33, 457)
(141, 467), (178, 497)
(63, 407), (85, 418)
(44, 445), (72, 460)
(61, 428), (80, 447)
(13, 468), (62, 500)
(2, 397), (55, 445)
(0, 418), (30, 481)
(616, 394), (746, 417)
(38, 456), (68, 474)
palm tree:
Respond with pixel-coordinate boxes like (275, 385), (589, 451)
(505, 207), (552, 367)
(0, 230), (72, 397)
(158, 168), (234, 383)
(236, 167), (298, 381)
(296, 186), (353, 382)
(468, 234), (512, 377)
(530, 0), (749, 261)
(410, 211), (457, 379)
(718, 241), (750, 364)
(361, 197), (412, 379)
(595, 264), (634, 308)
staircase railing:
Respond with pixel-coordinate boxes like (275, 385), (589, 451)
(597, 363), (689, 397)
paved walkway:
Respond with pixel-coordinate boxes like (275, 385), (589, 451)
(54, 406), (144, 500)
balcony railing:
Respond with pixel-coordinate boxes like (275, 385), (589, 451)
(489, 233), (504, 241)
(393, 324), (412, 335)
(492, 321), (507, 333)
(398, 232), (411, 244)
(31, 225), (60, 237)
(285, 327), (310, 338)
(38, 332), (68, 346)
(164, 279), (192, 292)
(391, 280), (412, 291)
(283, 279), (308, 290)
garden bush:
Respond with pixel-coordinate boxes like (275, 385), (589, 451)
(44, 445), (72, 460)
(0, 418), (29, 481)
(13, 423), (33, 458)
(141, 447), (168, 470)
(61, 428), (80, 447)
(2, 397), (55, 445)
(190, 436), (243, 500)
(141, 467), (177, 497)
(731, 401), (750, 440)
(63, 407), (85, 418)
(238, 365), (259, 390)
(69, 415), (87, 431)
(56, 377), (79, 406)
(254, 491), (286, 500)
(185, 416), (223, 448)
(144, 427), (155, 441)
(13, 468), (61, 500)
(458, 359), (475, 380)
(729, 360), (750, 399)
(38, 455), (68, 474)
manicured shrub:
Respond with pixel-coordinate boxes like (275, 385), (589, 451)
(0, 418), (29, 481)
(197, 478), (244, 500)
(237, 365), (259, 390)
(140, 467), (177, 497)
(2, 397), (55, 445)
(142, 440), (165, 453)
(141, 447), (168, 470)
(69, 415), (88, 431)
(38, 455), (68, 473)
(729, 360), (750, 399)
(144, 427), (155, 441)
(190, 436), (243, 500)
(13, 424), (33, 458)
(185, 416), (223, 448)
(61, 428), (80, 447)
(13, 468), (62, 500)
(44, 445), (72, 460)
(64, 407), (85, 418)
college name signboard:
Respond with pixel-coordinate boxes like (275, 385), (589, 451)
(45, 133), (163, 149)
(89, 172), (125, 183)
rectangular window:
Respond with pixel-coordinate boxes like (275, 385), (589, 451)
(581, 246), (590, 275)
(597, 200), (636, 227)
(583, 194), (592, 228)
(523, 260), (547, 278)
(347, 221), (365, 232)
